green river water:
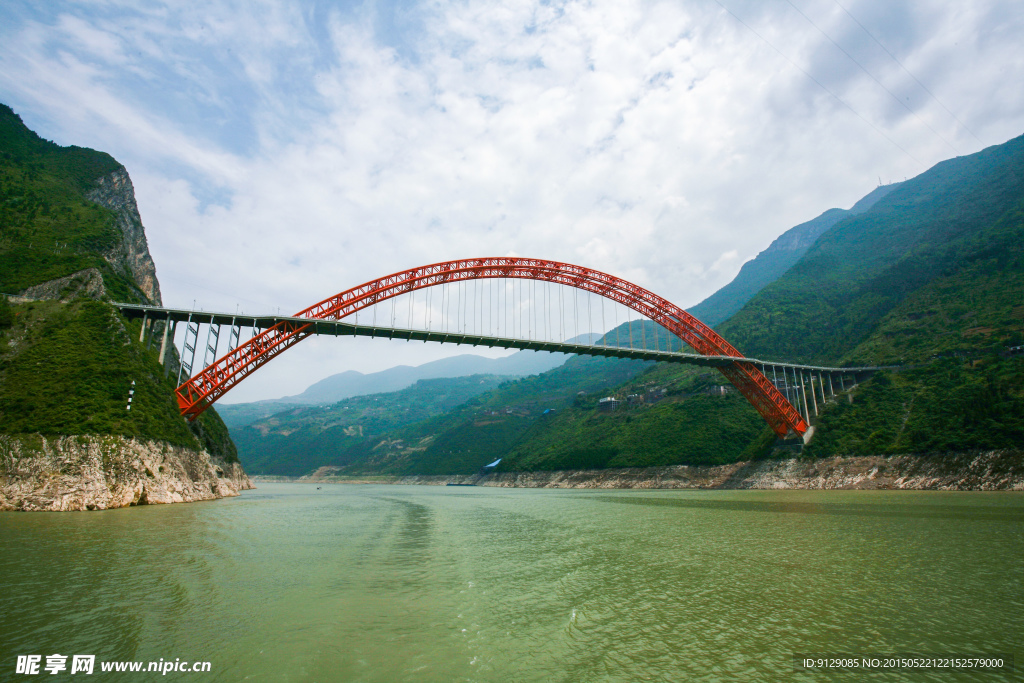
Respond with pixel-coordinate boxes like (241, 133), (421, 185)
(1, 484), (1022, 682)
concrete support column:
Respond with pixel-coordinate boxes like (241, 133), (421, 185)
(828, 373), (835, 397)
(164, 321), (178, 379)
(793, 367), (801, 414)
(139, 312), (148, 343)
(818, 371), (826, 405)
(808, 371), (819, 417)
(158, 317), (170, 365)
(177, 315), (197, 386)
(786, 367), (794, 409)
(800, 371), (811, 424)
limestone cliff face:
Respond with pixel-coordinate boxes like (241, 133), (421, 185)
(87, 169), (163, 305)
(0, 435), (253, 512)
(17, 268), (107, 302)
(465, 452), (1024, 490)
(300, 450), (1024, 491)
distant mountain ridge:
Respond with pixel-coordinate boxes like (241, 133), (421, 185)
(274, 350), (570, 405)
(688, 183), (900, 327)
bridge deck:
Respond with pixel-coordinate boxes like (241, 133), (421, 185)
(116, 303), (891, 373)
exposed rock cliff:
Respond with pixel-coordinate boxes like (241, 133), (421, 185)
(86, 169), (163, 305)
(0, 435), (253, 512)
(17, 268), (107, 302)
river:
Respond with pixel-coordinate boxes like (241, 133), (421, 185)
(2, 484), (1021, 681)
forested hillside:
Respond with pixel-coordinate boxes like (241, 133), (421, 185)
(233, 374), (514, 475)
(0, 104), (236, 460)
(0, 104), (142, 301)
(722, 135), (1024, 457)
(720, 135), (1024, 363)
(688, 182), (899, 327)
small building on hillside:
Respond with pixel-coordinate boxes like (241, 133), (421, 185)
(646, 387), (666, 403)
(598, 396), (620, 412)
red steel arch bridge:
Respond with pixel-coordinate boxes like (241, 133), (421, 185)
(118, 257), (889, 437)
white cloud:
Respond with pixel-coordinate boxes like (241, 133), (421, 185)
(1, 0), (1023, 401)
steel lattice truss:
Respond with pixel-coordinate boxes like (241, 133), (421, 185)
(175, 258), (809, 435)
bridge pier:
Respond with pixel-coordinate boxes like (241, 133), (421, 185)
(177, 315), (199, 386)
(808, 372), (819, 417)
(158, 316), (170, 365)
(227, 318), (241, 353)
(789, 367), (801, 420)
(800, 371), (811, 423)
(203, 324), (221, 369)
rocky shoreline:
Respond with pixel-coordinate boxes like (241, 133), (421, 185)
(0, 434), (254, 511)
(275, 450), (1024, 491)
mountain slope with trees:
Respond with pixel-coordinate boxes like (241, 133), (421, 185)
(0, 104), (246, 510)
(689, 182), (900, 327)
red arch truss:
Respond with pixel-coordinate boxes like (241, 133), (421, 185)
(175, 258), (808, 435)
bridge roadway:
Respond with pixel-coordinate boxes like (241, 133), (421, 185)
(118, 256), (899, 433)
(116, 303), (890, 375)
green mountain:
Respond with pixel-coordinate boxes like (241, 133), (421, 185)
(0, 104), (235, 461)
(719, 135), (1024, 363)
(688, 183), (900, 327)
(233, 374), (513, 475)
(717, 135), (1024, 457)
(0, 105), (161, 305)
(218, 349), (571, 429)
(235, 355), (652, 476)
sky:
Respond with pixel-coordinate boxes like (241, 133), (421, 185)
(2, 0), (1023, 403)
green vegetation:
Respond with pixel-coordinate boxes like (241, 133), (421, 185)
(720, 135), (1024, 364)
(485, 361), (766, 472)
(0, 296), (13, 330)
(499, 394), (763, 471)
(232, 375), (514, 475)
(238, 356), (766, 477)
(0, 104), (145, 302)
(806, 358), (1024, 457)
(0, 299), (236, 460)
(235, 355), (654, 475)
(0, 103), (236, 460)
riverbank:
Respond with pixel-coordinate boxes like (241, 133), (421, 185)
(0, 434), (254, 511)
(260, 450), (1024, 490)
